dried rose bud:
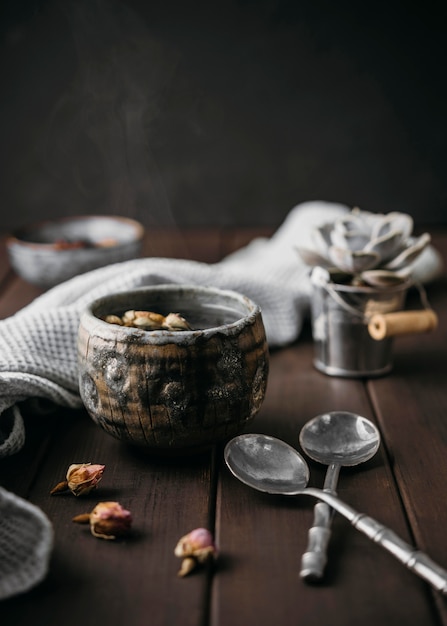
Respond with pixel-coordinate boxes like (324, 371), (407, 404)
(122, 309), (136, 325)
(174, 528), (217, 577)
(132, 311), (165, 330)
(67, 463), (105, 496)
(134, 310), (165, 324)
(104, 314), (123, 325)
(164, 312), (192, 331)
(50, 462), (105, 496)
(89, 501), (132, 540)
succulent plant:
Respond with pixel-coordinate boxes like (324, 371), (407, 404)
(296, 207), (431, 288)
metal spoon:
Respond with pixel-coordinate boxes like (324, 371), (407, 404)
(224, 433), (447, 595)
(299, 411), (380, 582)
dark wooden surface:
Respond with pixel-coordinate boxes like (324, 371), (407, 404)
(1, 227), (447, 626)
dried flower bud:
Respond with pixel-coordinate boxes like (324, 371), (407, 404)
(72, 502), (132, 540)
(132, 311), (165, 330)
(104, 314), (123, 325)
(89, 501), (132, 540)
(174, 528), (217, 577)
(104, 308), (192, 332)
(134, 310), (165, 324)
(122, 309), (136, 325)
(164, 312), (192, 331)
(50, 462), (105, 496)
(67, 463), (105, 496)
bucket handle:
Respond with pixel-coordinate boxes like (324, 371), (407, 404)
(315, 269), (438, 341)
(367, 280), (438, 340)
(368, 309), (438, 340)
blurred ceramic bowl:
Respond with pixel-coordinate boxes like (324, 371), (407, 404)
(6, 215), (145, 289)
(77, 284), (269, 455)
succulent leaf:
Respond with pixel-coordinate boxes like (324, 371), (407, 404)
(328, 247), (380, 274)
(360, 267), (412, 288)
(384, 233), (431, 270)
(330, 229), (370, 251)
(363, 230), (405, 263)
(296, 208), (430, 288)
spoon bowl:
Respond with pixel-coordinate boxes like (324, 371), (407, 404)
(224, 433), (310, 495)
(224, 433), (447, 595)
(299, 411), (380, 468)
(298, 411), (380, 581)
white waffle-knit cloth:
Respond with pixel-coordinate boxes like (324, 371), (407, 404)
(0, 487), (53, 601)
(0, 200), (443, 600)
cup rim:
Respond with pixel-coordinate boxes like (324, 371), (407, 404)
(80, 284), (262, 344)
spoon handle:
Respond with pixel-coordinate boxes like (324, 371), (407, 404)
(300, 463), (341, 582)
(303, 487), (447, 594)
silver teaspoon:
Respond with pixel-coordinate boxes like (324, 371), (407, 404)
(224, 433), (447, 595)
(298, 411), (380, 582)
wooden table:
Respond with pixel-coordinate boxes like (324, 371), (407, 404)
(1, 227), (447, 626)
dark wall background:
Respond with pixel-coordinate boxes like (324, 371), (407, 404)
(0, 0), (446, 231)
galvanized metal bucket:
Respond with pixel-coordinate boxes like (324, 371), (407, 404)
(310, 267), (409, 378)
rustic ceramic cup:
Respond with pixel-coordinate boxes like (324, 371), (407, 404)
(78, 285), (269, 454)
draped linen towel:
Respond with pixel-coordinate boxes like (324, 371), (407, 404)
(0, 487), (53, 601)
